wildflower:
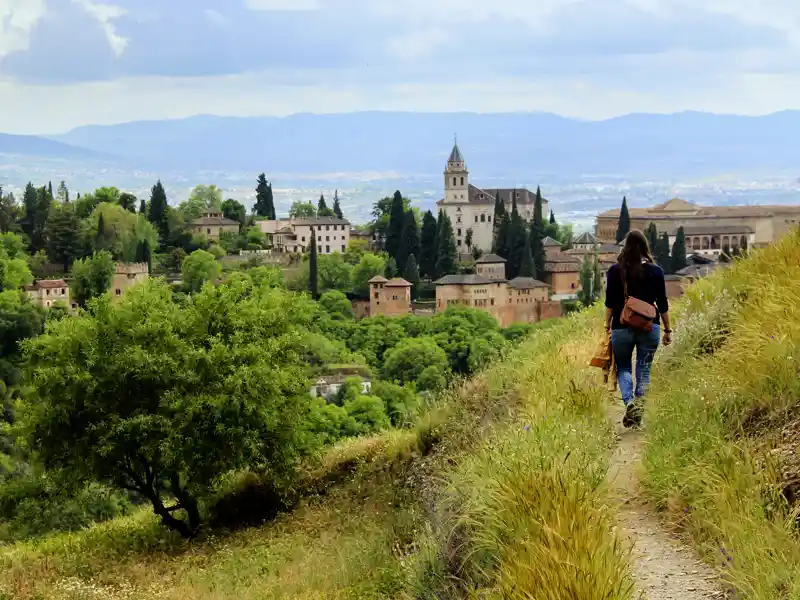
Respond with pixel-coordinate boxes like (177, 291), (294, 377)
(523, 425), (530, 431)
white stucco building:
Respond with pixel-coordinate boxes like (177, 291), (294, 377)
(436, 142), (549, 252)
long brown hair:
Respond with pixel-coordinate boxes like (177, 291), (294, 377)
(618, 229), (654, 279)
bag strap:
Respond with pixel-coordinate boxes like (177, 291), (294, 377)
(621, 268), (629, 300)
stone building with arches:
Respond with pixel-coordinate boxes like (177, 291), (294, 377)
(595, 197), (800, 253)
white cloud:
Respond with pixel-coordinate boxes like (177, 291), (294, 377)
(203, 8), (228, 27)
(71, 0), (128, 55)
(0, 0), (46, 57)
(244, 0), (321, 10)
(386, 28), (450, 61)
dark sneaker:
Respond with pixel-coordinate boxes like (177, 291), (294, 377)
(622, 402), (643, 428)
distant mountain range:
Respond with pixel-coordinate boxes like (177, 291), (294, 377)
(2, 110), (799, 180)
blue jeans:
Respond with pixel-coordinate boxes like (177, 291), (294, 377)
(611, 325), (660, 405)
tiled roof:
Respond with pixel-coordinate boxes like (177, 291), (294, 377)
(598, 199), (800, 219)
(475, 253), (506, 264)
(542, 236), (562, 247)
(448, 143), (464, 163)
(434, 274), (495, 286)
(385, 278), (413, 287)
(437, 185), (549, 207)
(508, 277), (549, 289)
(574, 232), (598, 245)
(291, 216), (350, 226)
(368, 275), (388, 284)
(192, 215), (240, 227)
(26, 279), (68, 290)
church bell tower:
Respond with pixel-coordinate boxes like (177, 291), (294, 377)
(444, 137), (469, 204)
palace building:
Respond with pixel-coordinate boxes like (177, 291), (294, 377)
(436, 142), (549, 252)
(595, 197), (800, 254)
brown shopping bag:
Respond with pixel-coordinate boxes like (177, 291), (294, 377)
(589, 330), (612, 370)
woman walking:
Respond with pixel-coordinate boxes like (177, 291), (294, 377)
(604, 230), (672, 427)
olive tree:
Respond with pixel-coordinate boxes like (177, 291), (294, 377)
(22, 279), (315, 538)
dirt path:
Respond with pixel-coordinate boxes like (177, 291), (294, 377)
(607, 403), (727, 600)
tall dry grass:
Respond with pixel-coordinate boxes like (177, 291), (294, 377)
(643, 228), (800, 599)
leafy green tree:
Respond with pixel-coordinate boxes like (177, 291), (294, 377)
(384, 257), (398, 279)
(71, 251), (115, 307)
(429, 306), (501, 374)
(85, 203), (158, 262)
(467, 337), (504, 374)
(577, 255), (596, 306)
(403, 253), (420, 299)
(332, 190), (343, 219)
(646, 222), (659, 254)
(309, 230), (318, 298)
(671, 226), (687, 273)
(344, 396), (390, 434)
(118, 192), (138, 213)
(93, 187), (121, 205)
(616, 196), (631, 243)
(371, 194), (411, 250)
(0, 234), (33, 291)
(351, 253), (386, 297)
(318, 253), (353, 293)
(396, 210), (421, 273)
(182, 249), (221, 292)
(434, 211), (458, 278)
(289, 201), (315, 218)
(180, 185), (223, 222)
(95, 212), (110, 252)
(317, 194), (335, 218)
(221, 198), (247, 230)
(247, 266), (284, 288)
(25, 187), (52, 253)
(382, 336), (449, 389)
(75, 192), (102, 219)
(464, 228), (473, 253)
(518, 231), (536, 278)
(45, 203), (82, 271)
(419, 210), (438, 280)
(147, 181), (170, 244)
(56, 181), (70, 204)
(22, 280), (317, 538)
(371, 380), (420, 427)
(0, 188), (19, 233)
(319, 290), (354, 320)
(386, 191), (406, 261)
(135, 240), (153, 273)
(254, 174), (276, 219)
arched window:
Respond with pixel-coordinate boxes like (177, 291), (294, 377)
(480, 214), (486, 222)
(460, 176), (464, 185)
(453, 177), (456, 186)
(702, 237), (710, 250)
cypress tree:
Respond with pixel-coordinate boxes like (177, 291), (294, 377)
(32, 186), (52, 252)
(592, 256), (603, 303)
(435, 210), (458, 278)
(549, 209), (556, 225)
(396, 210), (421, 274)
(44, 203), (81, 271)
(47, 181), (54, 200)
(507, 210), (527, 279)
(317, 194), (335, 217)
(656, 232), (671, 272)
(646, 222), (659, 254)
(419, 210), (438, 280)
(530, 219), (546, 277)
(578, 255), (594, 306)
(403, 253), (420, 299)
(671, 226), (687, 273)
(518, 231), (536, 278)
(254, 174), (276, 219)
(309, 230), (318, 298)
(386, 190), (405, 261)
(384, 257), (398, 279)
(96, 213), (110, 252)
(139, 199), (147, 215)
(534, 186), (544, 230)
(495, 213), (511, 259)
(332, 190), (343, 219)
(147, 180), (170, 244)
(491, 191), (507, 253)
(616, 196), (631, 243)
(20, 182), (38, 242)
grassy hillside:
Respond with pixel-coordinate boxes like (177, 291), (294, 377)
(0, 312), (632, 600)
(643, 228), (800, 598)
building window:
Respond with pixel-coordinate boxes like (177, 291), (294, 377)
(490, 298), (494, 306)
(61, 288), (65, 295)
(460, 176), (464, 185)
(457, 240), (462, 247)
(116, 289), (122, 296)
(488, 216), (492, 223)
(452, 177), (456, 186)
(207, 228), (211, 235)
(302, 237), (306, 242)
(46, 289), (50, 296)
(457, 229), (461, 236)
(392, 295), (398, 301)
(326, 225), (330, 231)
(480, 214), (486, 222)
(325, 245), (330, 253)
(374, 292), (379, 299)
(326, 236), (330, 241)
(475, 215), (478, 223)
(342, 245), (346, 252)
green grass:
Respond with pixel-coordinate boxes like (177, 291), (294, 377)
(0, 309), (630, 600)
(642, 228), (800, 599)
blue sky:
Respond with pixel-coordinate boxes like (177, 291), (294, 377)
(1, 0), (799, 133)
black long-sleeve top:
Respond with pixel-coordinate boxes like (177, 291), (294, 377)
(605, 262), (669, 330)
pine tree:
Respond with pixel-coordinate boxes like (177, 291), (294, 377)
(530, 219), (546, 277)
(534, 186), (544, 230)
(147, 180), (170, 244)
(646, 222), (659, 254)
(419, 210), (438, 279)
(396, 210), (421, 274)
(45, 203), (81, 271)
(139, 199), (147, 215)
(549, 210), (556, 225)
(47, 181), (54, 200)
(435, 210), (458, 278)
(518, 231), (536, 278)
(254, 174), (276, 219)
(56, 180), (70, 203)
(332, 190), (343, 219)
(309, 230), (319, 298)
(671, 226), (687, 273)
(384, 257), (398, 279)
(96, 213), (110, 252)
(616, 196), (631, 243)
(656, 232), (671, 272)
(386, 191), (405, 261)
(403, 253), (420, 299)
